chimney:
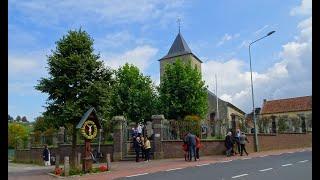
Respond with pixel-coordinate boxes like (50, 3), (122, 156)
(263, 99), (267, 103)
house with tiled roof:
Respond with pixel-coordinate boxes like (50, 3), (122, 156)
(259, 96), (312, 133)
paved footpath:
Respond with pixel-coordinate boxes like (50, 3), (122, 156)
(8, 147), (311, 180)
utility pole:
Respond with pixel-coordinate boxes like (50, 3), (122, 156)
(215, 74), (219, 120)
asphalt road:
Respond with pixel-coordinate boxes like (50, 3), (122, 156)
(119, 150), (312, 180)
(8, 162), (55, 180)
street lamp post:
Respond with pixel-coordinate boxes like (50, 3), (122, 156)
(249, 30), (275, 152)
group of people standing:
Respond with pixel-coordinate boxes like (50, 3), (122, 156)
(225, 129), (249, 157)
(132, 123), (152, 162)
(182, 132), (202, 161)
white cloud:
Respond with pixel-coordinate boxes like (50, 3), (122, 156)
(97, 31), (133, 48)
(9, 0), (188, 27)
(217, 33), (240, 46)
(102, 45), (158, 72)
(203, 14), (311, 113)
(8, 82), (38, 96)
(8, 54), (47, 79)
(290, 0), (312, 16)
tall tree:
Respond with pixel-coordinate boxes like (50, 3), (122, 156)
(21, 116), (28, 123)
(35, 29), (113, 167)
(15, 115), (21, 122)
(110, 63), (157, 123)
(158, 59), (208, 120)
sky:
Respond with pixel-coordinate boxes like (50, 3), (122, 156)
(9, 0), (312, 121)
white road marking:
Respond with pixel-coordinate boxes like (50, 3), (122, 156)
(220, 160), (232, 163)
(165, 167), (183, 171)
(298, 160), (308, 163)
(126, 173), (149, 177)
(282, 163), (293, 167)
(259, 168), (273, 172)
(242, 157), (251, 160)
(232, 174), (249, 178)
(260, 155), (267, 157)
(196, 163), (210, 167)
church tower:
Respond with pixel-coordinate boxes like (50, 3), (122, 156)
(159, 32), (202, 80)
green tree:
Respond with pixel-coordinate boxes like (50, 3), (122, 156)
(21, 116), (28, 123)
(33, 116), (48, 132)
(110, 63), (157, 123)
(8, 114), (14, 121)
(158, 59), (208, 120)
(8, 123), (29, 149)
(35, 28), (113, 167)
(15, 115), (21, 122)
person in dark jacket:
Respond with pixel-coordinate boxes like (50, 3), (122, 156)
(42, 145), (50, 166)
(225, 132), (233, 157)
(133, 136), (142, 162)
(186, 132), (197, 161)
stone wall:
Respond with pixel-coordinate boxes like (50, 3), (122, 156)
(15, 144), (113, 164)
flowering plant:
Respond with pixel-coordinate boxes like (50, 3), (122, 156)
(54, 168), (63, 175)
(99, 165), (108, 172)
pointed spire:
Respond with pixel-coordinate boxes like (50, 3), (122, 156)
(177, 17), (181, 33)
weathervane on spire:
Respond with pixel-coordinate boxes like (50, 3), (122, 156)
(177, 17), (181, 33)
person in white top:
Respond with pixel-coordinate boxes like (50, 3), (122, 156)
(137, 123), (143, 136)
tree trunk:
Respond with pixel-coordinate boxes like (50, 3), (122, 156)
(71, 124), (77, 168)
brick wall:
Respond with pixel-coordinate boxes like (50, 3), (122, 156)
(161, 133), (311, 158)
(246, 132), (312, 153)
(15, 144), (113, 164)
(162, 139), (226, 158)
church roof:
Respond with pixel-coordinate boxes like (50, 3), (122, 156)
(160, 33), (202, 63)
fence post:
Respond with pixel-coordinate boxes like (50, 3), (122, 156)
(106, 153), (111, 170)
(64, 156), (70, 176)
(152, 115), (165, 159)
(55, 155), (60, 169)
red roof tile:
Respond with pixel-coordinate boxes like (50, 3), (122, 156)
(261, 96), (312, 114)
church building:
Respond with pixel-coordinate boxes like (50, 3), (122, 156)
(159, 32), (246, 135)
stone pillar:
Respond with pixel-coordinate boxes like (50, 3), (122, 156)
(151, 115), (165, 159)
(58, 127), (65, 144)
(55, 155), (60, 169)
(64, 156), (70, 176)
(112, 116), (126, 161)
(106, 153), (111, 170)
